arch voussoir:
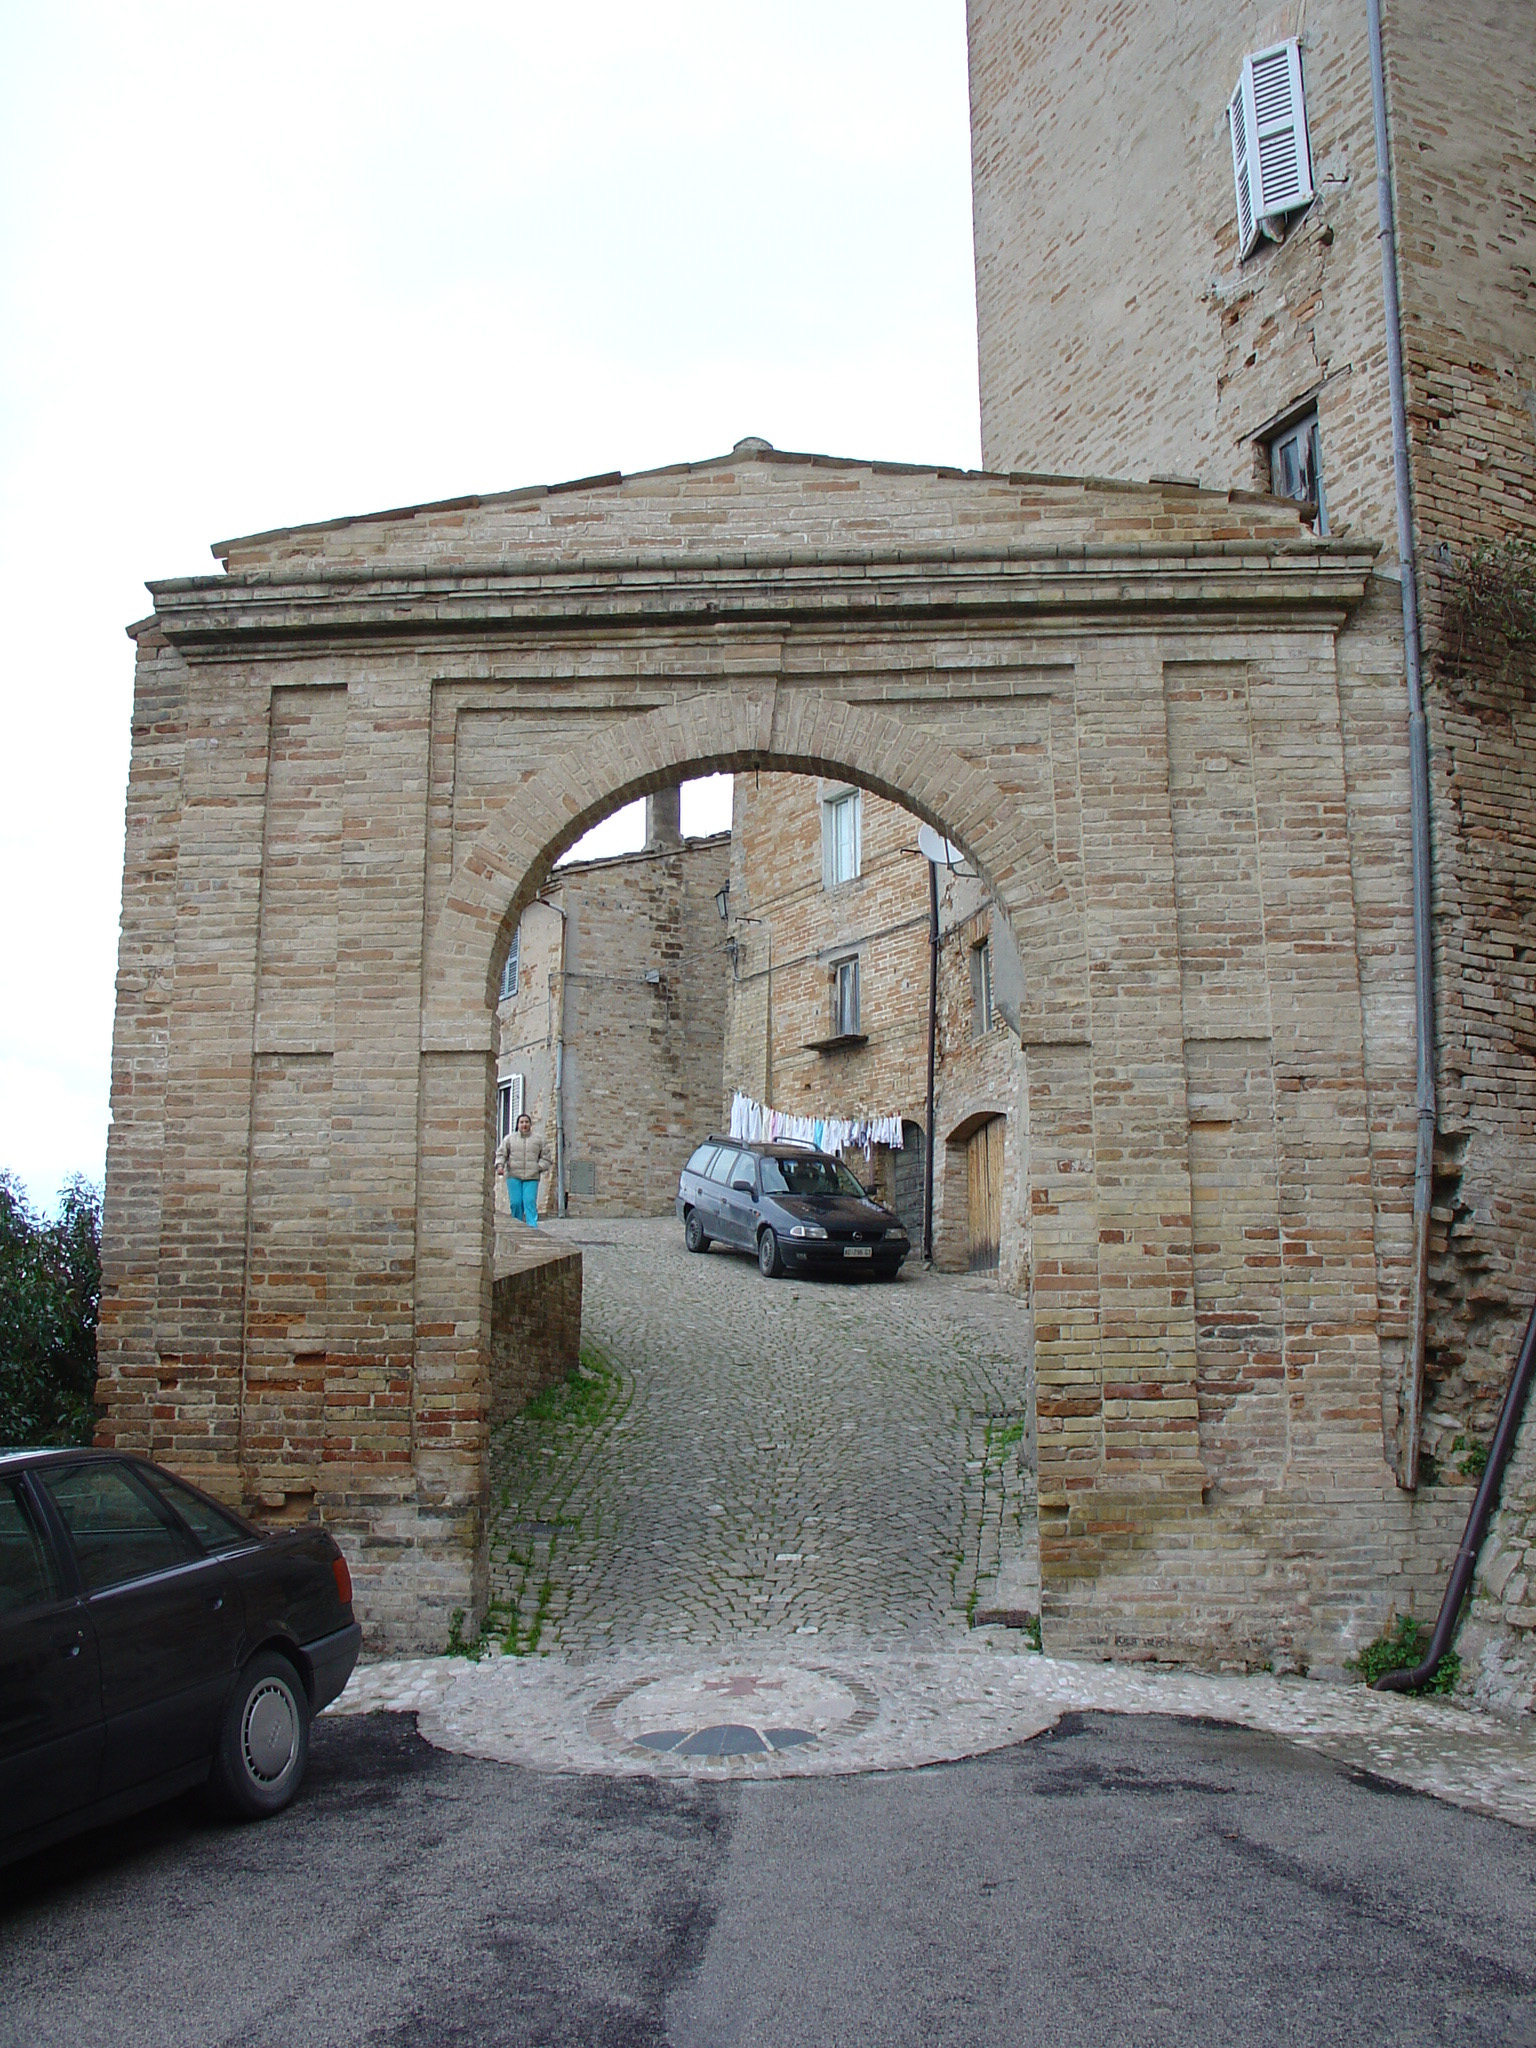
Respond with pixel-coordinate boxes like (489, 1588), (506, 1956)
(421, 687), (1084, 1051)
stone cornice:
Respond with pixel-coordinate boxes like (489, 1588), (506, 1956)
(144, 539), (1380, 656)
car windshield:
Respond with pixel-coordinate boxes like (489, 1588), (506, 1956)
(758, 1154), (869, 1199)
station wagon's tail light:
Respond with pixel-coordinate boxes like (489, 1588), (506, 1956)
(333, 1553), (353, 1607)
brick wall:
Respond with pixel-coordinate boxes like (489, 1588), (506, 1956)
(1429, 617), (1536, 1712)
(489, 1240), (583, 1428)
(967, 0), (1535, 564)
(724, 772), (932, 1127)
(968, 0), (1400, 540)
(1389, 0), (1536, 631)
(967, 0), (1536, 1694)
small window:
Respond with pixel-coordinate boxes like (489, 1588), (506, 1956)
(970, 939), (994, 1038)
(1267, 409), (1328, 531)
(822, 790), (861, 888)
(1229, 39), (1314, 259)
(686, 1144), (720, 1177)
(0, 1480), (59, 1616)
(499, 927), (520, 1003)
(144, 1469), (255, 1555)
(833, 955), (861, 1037)
(497, 1073), (526, 1143)
(41, 1461), (196, 1593)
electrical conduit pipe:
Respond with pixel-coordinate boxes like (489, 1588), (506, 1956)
(1376, 1297), (1536, 1690)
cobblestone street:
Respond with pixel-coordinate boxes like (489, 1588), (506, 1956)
(335, 1216), (1536, 1829)
(485, 1218), (1037, 1658)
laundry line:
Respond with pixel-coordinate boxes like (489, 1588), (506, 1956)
(729, 1090), (906, 1161)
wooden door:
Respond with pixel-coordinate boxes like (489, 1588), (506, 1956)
(966, 1118), (1003, 1272)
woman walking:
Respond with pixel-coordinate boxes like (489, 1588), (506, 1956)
(496, 1111), (548, 1227)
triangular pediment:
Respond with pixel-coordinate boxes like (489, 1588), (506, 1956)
(211, 440), (1310, 576)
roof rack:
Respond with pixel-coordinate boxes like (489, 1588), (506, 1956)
(705, 1133), (821, 1153)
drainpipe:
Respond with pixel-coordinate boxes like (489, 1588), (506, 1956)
(1367, 0), (1437, 1487)
(544, 897), (569, 1218)
(1376, 1297), (1536, 1690)
(923, 857), (939, 1264)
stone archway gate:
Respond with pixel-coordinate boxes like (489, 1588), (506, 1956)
(100, 446), (1466, 1663)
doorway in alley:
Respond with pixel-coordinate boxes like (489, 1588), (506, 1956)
(966, 1117), (1005, 1274)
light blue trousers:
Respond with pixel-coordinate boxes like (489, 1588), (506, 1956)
(506, 1176), (539, 1227)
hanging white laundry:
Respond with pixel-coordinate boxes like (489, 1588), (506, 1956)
(725, 1092), (907, 1161)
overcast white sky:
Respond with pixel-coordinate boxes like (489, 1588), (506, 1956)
(0, 1), (981, 1214)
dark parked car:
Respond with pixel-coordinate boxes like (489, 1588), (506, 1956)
(0, 1448), (361, 1867)
(677, 1139), (912, 1280)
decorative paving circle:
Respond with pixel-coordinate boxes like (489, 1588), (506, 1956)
(332, 1648), (1536, 1825)
(588, 1663), (880, 1767)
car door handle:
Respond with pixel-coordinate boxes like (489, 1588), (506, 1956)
(209, 1594), (224, 1611)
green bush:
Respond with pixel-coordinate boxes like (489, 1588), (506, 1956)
(1451, 1433), (1489, 1481)
(1351, 1613), (1460, 1695)
(0, 1172), (102, 1448)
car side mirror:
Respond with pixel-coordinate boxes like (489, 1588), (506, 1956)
(732, 1179), (755, 1195)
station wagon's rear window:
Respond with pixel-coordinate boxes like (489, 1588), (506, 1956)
(686, 1145), (720, 1178)
(761, 1155), (869, 1198)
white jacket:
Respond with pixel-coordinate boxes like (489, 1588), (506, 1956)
(495, 1131), (548, 1180)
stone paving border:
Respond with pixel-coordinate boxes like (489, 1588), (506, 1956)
(329, 1638), (1536, 1831)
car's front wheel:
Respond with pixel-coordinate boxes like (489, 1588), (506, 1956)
(685, 1209), (710, 1253)
(757, 1227), (783, 1279)
(210, 1650), (311, 1820)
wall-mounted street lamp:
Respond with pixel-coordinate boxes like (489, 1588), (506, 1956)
(714, 881), (731, 922)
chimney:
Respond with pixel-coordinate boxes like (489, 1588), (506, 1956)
(645, 787), (683, 851)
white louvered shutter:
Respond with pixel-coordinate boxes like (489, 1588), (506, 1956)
(1228, 76), (1256, 257)
(1229, 39), (1314, 258)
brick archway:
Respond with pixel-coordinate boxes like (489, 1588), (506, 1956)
(99, 449), (1462, 1667)
(421, 688), (1084, 1051)
(416, 688), (1089, 1651)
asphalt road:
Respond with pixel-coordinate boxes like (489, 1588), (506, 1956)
(3, 1712), (1534, 2048)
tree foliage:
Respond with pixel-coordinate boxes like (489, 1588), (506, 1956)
(0, 1172), (102, 1448)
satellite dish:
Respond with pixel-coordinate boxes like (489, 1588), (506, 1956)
(918, 823), (971, 870)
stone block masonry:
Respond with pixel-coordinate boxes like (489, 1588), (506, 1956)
(98, 444), (1473, 1664)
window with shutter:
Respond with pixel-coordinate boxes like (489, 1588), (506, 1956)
(1265, 407), (1328, 531)
(969, 939), (995, 1039)
(832, 956), (860, 1036)
(499, 925), (520, 1002)
(1228, 39), (1314, 259)
(821, 790), (861, 888)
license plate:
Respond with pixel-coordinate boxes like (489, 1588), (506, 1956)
(843, 1245), (873, 1259)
